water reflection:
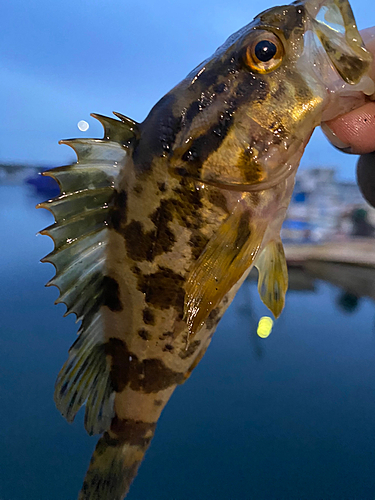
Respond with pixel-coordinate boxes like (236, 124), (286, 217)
(337, 291), (359, 313)
(248, 260), (375, 314)
(2, 184), (375, 500)
(235, 283), (265, 359)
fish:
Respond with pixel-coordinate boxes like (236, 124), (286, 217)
(38, 0), (374, 498)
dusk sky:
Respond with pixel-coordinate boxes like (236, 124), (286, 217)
(2, 0), (375, 180)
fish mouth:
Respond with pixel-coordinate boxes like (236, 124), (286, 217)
(304, 0), (374, 95)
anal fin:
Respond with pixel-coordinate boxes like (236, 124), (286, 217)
(54, 312), (115, 435)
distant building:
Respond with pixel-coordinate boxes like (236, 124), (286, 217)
(282, 167), (375, 243)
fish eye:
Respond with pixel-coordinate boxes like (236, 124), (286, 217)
(255, 40), (277, 62)
(243, 30), (284, 74)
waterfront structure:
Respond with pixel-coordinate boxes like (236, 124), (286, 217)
(283, 168), (375, 242)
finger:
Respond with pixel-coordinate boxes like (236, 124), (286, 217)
(325, 102), (375, 155)
(361, 27), (375, 57)
(357, 152), (375, 207)
(322, 26), (375, 155)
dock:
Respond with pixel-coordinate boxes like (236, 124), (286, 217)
(284, 238), (375, 267)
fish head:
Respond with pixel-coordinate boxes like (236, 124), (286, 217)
(139, 0), (374, 190)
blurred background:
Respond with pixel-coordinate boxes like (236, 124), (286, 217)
(1, 0), (375, 499)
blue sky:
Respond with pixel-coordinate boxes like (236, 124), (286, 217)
(2, 0), (375, 180)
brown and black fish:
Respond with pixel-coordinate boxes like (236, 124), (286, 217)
(38, 0), (374, 498)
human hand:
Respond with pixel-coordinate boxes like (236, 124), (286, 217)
(323, 27), (375, 155)
(322, 27), (375, 207)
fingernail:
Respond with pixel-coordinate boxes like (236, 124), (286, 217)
(321, 123), (353, 153)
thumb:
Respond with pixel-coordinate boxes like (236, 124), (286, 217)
(322, 26), (375, 155)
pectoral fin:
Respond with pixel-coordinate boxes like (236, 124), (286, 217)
(185, 203), (267, 337)
(255, 239), (288, 318)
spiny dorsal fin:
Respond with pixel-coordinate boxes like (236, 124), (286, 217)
(38, 114), (131, 435)
(255, 238), (288, 318)
(92, 113), (140, 144)
(185, 201), (268, 337)
(112, 110), (139, 130)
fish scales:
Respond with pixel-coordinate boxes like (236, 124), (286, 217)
(39, 0), (375, 498)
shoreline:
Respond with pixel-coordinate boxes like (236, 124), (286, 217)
(284, 238), (375, 267)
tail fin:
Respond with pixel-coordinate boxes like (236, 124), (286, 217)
(79, 422), (156, 500)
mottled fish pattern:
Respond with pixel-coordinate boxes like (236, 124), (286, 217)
(39, 0), (374, 498)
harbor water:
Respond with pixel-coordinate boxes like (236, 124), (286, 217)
(1, 185), (375, 500)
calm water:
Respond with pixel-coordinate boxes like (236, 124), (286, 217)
(1, 185), (375, 500)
